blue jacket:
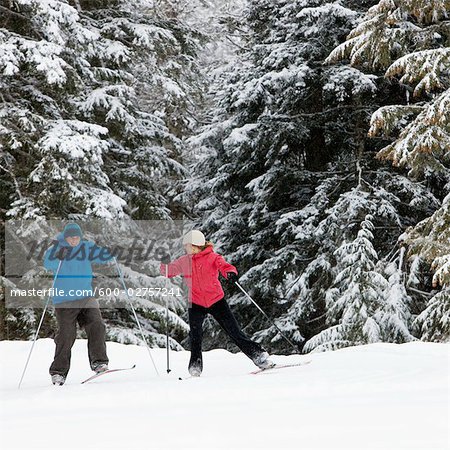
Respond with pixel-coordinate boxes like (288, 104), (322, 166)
(43, 232), (114, 304)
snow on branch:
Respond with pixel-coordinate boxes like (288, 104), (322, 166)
(385, 48), (450, 96)
(376, 89), (450, 178)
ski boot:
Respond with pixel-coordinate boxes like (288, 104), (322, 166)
(253, 351), (275, 370)
(92, 362), (109, 374)
(188, 357), (203, 377)
(51, 374), (66, 386)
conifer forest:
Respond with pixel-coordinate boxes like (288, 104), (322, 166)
(1, 0), (450, 354)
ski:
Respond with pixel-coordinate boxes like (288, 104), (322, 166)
(250, 360), (311, 375)
(81, 364), (136, 384)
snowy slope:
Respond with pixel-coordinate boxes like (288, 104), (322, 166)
(0, 340), (448, 450)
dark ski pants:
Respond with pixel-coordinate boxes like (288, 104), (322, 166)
(49, 297), (108, 377)
(188, 298), (265, 370)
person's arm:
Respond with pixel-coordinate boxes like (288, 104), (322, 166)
(43, 243), (62, 272)
(88, 242), (114, 265)
(215, 254), (238, 279)
(160, 256), (185, 278)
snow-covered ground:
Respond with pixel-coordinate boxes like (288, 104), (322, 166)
(0, 339), (448, 450)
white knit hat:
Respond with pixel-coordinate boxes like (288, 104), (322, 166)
(182, 230), (206, 246)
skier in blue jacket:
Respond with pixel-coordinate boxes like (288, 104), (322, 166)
(44, 223), (113, 385)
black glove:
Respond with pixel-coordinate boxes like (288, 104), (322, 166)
(226, 272), (238, 283)
(56, 246), (70, 261)
(160, 254), (171, 264)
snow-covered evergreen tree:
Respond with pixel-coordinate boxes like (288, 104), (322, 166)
(0, 0), (201, 344)
(414, 289), (450, 341)
(327, 0), (450, 341)
(304, 215), (389, 351)
(406, 193), (450, 341)
(183, 0), (437, 353)
(379, 248), (416, 342)
(0, 0), (200, 220)
(273, 175), (424, 351)
(183, 0), (365, 352)
(327, 1), (450, 184)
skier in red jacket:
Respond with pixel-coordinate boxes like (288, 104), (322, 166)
(161, 230), (274, 376)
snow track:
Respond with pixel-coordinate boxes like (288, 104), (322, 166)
(1, 339), (448, 449)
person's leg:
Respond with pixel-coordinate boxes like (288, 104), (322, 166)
(49, 305), (81, 377)
(77, 298), (108, 370)
(188, 303), (207, 374)
(209, 299), (266, 362)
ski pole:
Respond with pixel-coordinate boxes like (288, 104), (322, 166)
(165, 263), (171, 374)
(18, 259), (63, 389)
(113, 257), (160, 376)
(234, 281), (300, 352)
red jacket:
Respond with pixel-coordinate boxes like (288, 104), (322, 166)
(160, 247), (238, 308)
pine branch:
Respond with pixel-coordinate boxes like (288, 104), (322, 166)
(261, 105), (376, 121)
(406, 286), (433, 298)
(224, 35), (250, 51)
(306, 313), (327, 325)
(0, 5), (44, 40)
(0, 164), (22, 200)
